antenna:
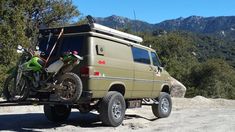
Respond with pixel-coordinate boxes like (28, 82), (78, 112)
(133, 10), (136, 21)
(133, 10), (137, 33)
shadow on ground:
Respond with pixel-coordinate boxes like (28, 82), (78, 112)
(0, 112), (101, 132)
(125, 114), (158, 121)
(0, 112), (157, 131)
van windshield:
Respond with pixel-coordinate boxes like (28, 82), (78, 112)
(39, 35), (85, 58)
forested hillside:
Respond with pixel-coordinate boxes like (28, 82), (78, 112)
(136, 31), (235, 99)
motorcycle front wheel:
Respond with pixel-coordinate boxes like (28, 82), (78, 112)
(3, 75), (29, 101)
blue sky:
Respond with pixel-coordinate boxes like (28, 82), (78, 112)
(73, 0), (235, 24)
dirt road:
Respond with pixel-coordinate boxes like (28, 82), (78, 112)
(0, 96), (235, 132)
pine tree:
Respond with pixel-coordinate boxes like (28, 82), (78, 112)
(0, 0), (80, 93)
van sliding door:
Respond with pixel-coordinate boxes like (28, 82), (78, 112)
(131, 47), (154, 98)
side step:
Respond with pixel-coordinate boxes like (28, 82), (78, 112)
(142, 98), (159, 105)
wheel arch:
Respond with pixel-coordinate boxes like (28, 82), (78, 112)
(108, 82), (126, 96)
(160, 83), (171, 94)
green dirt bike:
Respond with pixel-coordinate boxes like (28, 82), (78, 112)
(3, 45), (83, 103)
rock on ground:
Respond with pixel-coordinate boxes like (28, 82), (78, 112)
(170, 77), (187, 98)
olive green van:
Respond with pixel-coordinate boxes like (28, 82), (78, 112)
(39, 21), (172, 127)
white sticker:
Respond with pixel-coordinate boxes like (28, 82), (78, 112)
(156, 71), (161, 77)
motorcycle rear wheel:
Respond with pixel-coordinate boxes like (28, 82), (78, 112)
(56, 72), (83, 103)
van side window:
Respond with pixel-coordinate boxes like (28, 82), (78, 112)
(151, 52), (161, 66)
(131, 47), (151, 64)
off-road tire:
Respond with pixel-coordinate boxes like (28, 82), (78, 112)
(57, 72), (82, 103)
(3, 75), (29, 101)
(43, 104), (71, 123)
(99, 91), (126, 127)
(152, 92), (172, 118)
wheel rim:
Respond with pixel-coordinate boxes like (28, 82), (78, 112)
(7, 77), (15, 95)
(59, 78), (77, 101)
(112, 100), (122, 119)
(161, 98), (170, 113)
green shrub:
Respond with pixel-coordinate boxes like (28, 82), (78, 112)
(0, 65), (10, 96)
(186, 59), (235, 99)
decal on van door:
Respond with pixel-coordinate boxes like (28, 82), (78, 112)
(98, 60), (106, 65)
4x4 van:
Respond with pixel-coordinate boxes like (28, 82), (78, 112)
(38, 21), (172, 127)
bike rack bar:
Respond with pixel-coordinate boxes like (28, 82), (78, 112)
(0, 99), (74, 107)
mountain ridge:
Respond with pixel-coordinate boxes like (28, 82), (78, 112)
(96, 15), (235, 39)
(96, 15), (154, 32)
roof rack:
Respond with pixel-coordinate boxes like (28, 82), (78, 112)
(90, 23), (143, 43)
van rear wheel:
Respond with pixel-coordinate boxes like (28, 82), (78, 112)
(43, 104), (71, 123)
(152, 92), (172, 118)
(99, 91), (126, 127)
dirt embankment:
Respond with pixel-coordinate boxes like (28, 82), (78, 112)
(0, 96), (235, 132)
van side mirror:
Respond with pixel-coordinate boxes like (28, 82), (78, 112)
(158, 66), (163, 72)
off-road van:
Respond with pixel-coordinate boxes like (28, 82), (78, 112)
(38, 21), (172, 127)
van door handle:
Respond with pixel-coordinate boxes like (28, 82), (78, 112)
(149, 66), (156, 71)
(153, 68), (157, 72)
(149, 66), (157, 72)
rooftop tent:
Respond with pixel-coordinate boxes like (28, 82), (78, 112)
(39, 24), (91, 35)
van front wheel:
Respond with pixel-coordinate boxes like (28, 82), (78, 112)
(99, 91), (126, 127)
(152, 92), (172, 118)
